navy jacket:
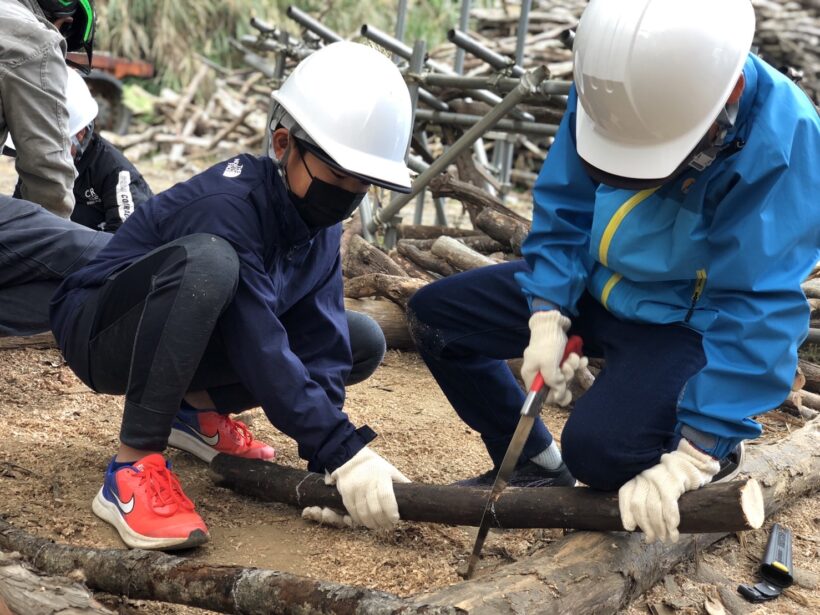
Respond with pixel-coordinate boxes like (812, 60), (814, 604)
(51, 154), (374, 472)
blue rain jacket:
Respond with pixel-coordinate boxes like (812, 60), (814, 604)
(51, 154), (374, 472)
(516, 54), (820, 458)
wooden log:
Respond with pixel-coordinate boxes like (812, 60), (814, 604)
(388, 250), (438, 282)
(209, 456), (763, 534)
(339, 213), (362, 262)
(0, 332), (57, 351)
(412, 417), (820, 614)
(474, 209), (530, 255)
(344, 297), (413, 350)
(344, 274), (427, 308)
(0, 522), (457, 615)
(0, 551), (113, 614)
(397, 240), (456, 277)
(799, 359), (820, 394)
(806, 327), (820, 345)
(342, 235), (408, 279)
(428, 171), (530, 225)
(171, 63), (209, 124)
(431, 236), (497, 271)
(802, 278), (820, 299)
(397, 224), (484, 240)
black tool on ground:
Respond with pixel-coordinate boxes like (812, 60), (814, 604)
(737, 523), (794, 603)
(463, 335), (584, 580)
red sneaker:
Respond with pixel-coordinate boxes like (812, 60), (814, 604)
(92, 454), (209, 550)
(168, 408), (275, 463)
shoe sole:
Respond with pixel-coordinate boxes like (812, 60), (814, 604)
(92, 488), (209, 551)
(168, 428), (218, 463)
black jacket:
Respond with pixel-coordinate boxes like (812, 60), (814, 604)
(71, 133), (153, 232)
(13, 132), (153, 232)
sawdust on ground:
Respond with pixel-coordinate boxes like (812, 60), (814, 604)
(0, 157), (817, 614)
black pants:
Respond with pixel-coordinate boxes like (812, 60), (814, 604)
(62, 234), (385, 451)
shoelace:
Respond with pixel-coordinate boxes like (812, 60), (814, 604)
(217, 415), (253, 448)
(137, 465), (194, 515)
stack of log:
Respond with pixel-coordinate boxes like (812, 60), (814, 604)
(103, 61), (272, 167)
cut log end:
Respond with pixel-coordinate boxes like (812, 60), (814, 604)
(741, 478), (765, 530)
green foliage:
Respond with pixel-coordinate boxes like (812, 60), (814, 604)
(95, 0), (460, 90)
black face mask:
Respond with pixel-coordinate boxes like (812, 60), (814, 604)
(285, 142), (366, 228)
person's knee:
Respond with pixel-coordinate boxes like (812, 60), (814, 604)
(406, 284), (440, 353)
(561, 419), (629, 491)
(346, 310), (386, 385)
(177, 234), (240, 299)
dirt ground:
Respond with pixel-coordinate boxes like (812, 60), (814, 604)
(1, 156), (818, 614)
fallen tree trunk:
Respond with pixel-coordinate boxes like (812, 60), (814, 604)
(474, 209), (530, 255)
(344, 274), (427, 308)
(344, 297), (413, 350)
(397, 224), (484, 240)
(800, 359), (820, 394)
(0, 552), (112, 614)
(0, 332), (57, 351)
(343, 235), (408, 278)
(431, 236), (497, 272)
(397, 240), (456, 277)
(0, 520), (460, 615)
(388, 250), (437, 282)
(209, 456), (763, 534)
(412, 417), (820, 614)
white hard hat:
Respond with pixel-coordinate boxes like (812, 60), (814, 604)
(66, 68), (99, 135)
(271, 41), (413, 193)
(573, 0), (755, 183)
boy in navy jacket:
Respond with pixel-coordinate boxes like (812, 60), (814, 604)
(51, 42), (415, 549)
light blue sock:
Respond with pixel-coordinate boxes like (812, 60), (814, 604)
(530, 441), (563, 470)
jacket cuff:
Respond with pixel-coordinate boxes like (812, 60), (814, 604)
(677, 423), (743, 460)
(311, 425), (377, 473)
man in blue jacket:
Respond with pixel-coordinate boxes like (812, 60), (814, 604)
(409, 0), (819, 543)
(50, 42), (415, 550)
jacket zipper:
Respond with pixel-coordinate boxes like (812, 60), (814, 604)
(684, 269), (708, 323)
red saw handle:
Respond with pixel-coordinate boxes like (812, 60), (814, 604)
(529, 335), (584, 393)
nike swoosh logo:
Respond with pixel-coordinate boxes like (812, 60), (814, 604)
(189, 426), (219, 447)
(113, 492), (135, 514)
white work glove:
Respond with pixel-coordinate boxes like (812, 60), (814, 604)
(302, 506), (352, 528)
(619, 439), (720, 543)
(322, 446), (410, 530)
(521, 310), (586, 406)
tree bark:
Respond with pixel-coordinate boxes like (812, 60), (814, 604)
(0, 552), (113, 614)
(412, 418), (820, 614)
(388, 250), (437, 282)
(474, 209), (530, 255)
(340, 212), (363, 262)
(344, 298), (413, 350)
(342, 235), (408, 279)
(0, 521), (460, 615)
(209, 456), (763, 534)
(0, 333), (57, 351)
(799, 359), (820, 394)
(428, 171), (530, 225)
(397, 241), (456, 277)
(431, 236), (497, 272)
(343, 274), (427, 308)
(397, 225), (484, 240)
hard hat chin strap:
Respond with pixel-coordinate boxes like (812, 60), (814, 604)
(687, 101), (739, 172)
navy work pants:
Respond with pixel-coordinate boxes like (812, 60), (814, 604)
(407, 260), (706, 491)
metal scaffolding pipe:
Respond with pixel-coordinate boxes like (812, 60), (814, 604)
(286, 5), (343, 43)
(361, 24), (533, 121)
(409, 73), (572, 96)
(415, 109), (558, 137)
(368, 66), (550, 233)
(454, 0), (472, 74)
(448, 29), (524, 77)
(514, 0), (532, 67)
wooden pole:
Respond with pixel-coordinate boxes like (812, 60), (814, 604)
(0, 521), (459, 615)
(413, 418), (820, 614)
(344, 274), (426, 308)
(431, 236), (497, 271)
(209, 456), (764, 534)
